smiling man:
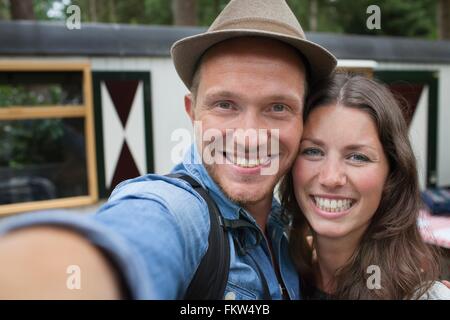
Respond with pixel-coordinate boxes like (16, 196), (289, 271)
(185, 37), (307, 230)
(0, 0), (336, 299)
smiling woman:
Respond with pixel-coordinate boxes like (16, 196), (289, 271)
(296, 105), (389, 238)
(280, 73), (450, 300)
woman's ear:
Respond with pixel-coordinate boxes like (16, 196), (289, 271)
(184, 94), (195, 123)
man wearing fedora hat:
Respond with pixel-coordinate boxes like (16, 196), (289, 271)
(0, 0), (336, 299)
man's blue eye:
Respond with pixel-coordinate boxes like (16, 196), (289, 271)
(272, 104), (286, 112)
(217, 102), (232, 109)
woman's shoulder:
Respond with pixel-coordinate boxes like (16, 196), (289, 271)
(417, 281), (450, 300)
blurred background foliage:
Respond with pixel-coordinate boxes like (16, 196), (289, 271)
(0, 84), (63, 107)
(0, 0), (448, 40)
(0, 119), (64, 168)
(0, 84), (65, 168)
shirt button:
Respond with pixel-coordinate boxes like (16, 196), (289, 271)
(225, 291), (236, 300)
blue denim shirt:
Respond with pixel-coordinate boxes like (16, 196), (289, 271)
(0, 144), (300, 300)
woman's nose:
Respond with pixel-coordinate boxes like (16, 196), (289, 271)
(318, 158), (347, 188)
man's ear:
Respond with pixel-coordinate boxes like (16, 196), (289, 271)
(184, 93), (195, 123)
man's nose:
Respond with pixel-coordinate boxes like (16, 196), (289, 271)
(232, 110), (269, 148)
(241, 109), (265, 131)
(318, 157), (347, 188)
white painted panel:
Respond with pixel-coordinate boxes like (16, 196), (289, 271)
(337, 59), (378, 69)
(125, 82), (147, 175)
(409, 87), (428, 190)
(438, 67), (450, 186)
(101, 82), (124, 188)
(376, 62), (447, 71)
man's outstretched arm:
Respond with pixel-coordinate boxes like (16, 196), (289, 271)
(0, 226), (121, 299)
(0, 177), (215, 300)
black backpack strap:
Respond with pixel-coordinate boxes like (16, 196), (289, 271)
(222, 217), (272, 300)
(166, 173), (230, 300)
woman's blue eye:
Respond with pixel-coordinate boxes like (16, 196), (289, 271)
(302, 148), (323, 157)
(348, 153), (370, 162)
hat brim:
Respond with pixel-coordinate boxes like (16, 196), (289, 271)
(171, 29), (337, 89)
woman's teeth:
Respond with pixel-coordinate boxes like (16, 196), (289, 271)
(313, 196), (354, 212)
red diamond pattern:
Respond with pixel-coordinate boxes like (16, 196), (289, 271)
(105, 80), (139, 127)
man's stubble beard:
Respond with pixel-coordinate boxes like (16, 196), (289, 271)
(204, 162), (284, 207)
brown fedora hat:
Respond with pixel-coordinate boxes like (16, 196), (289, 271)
(171, 0), (337, 89)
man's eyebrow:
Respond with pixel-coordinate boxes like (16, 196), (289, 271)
(205, 91), (302, 103)
(204, 90), (239, 99)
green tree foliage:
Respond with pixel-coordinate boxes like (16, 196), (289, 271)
(327, 0), (437, 38)
(103, 0), (172, 25)
(0, 0), (10, 19)
(43, 0), (172, 25)
(6, 0), (440, 39)
(198, 0), (228, 26)
(33, 0), (55, 20)
(287, 0), (315, 32)
(288, 0), (437, 38)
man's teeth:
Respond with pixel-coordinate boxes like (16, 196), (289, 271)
(313, 196), (354, 212)
(230, 156), (269, 168)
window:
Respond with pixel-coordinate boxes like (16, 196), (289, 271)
(0, 61), (98, 215)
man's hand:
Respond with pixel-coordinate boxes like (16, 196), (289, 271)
(0, 226), (121, 299)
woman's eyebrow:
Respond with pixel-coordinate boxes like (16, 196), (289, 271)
(344, 144), (378, 152)
(301, 137), (324, 146)
(301, 139), (379, 153)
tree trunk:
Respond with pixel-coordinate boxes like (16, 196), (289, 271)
(438, 0), (450, 40)
(172, 0), (197, 26)
(89, 0), (97, 22)
(108, 0), (116, 23)
(10, 0), (35, 20)
(309, 0), (318, 31)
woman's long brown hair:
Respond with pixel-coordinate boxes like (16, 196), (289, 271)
(280, 73), (440, 299)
